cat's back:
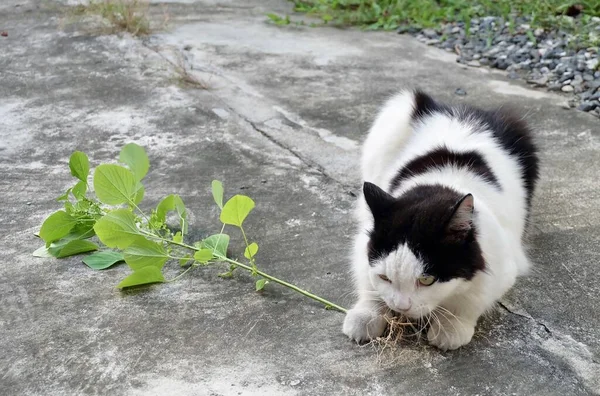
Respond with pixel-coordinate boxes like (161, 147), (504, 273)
(361, 90), (539, 234)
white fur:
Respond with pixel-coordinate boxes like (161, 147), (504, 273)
(343, 90), (532, 350)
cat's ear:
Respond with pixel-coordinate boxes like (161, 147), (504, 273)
(445, 194), (474, 241)
(363, 182), (394, 218)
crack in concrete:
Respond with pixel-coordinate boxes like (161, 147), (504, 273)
(497, 301), (552, 335)
(142, 42), (356, 193)
(245, 119), (354, 191)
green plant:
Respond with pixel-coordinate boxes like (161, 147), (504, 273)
(267, 13), (291, 25)
(33, 144), (346, 312)
(68, 0), (152, 36)
(283, 0), (600, 48)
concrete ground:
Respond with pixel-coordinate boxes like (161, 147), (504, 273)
(1, 0), (599, 395)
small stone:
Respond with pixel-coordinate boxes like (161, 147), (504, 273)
(595, 71), (600, 78)
(560, 100), (571, 110)
(423, 28), (438, 38)
(289, 380), (301, 387)
(583, 74), (595, 81)
(562, 85), (574, 92)
(586, 59), (599, 70)
(528, 76), (548, 86)
(577, 101), (598, 112)
(455, 88), (467, 96)
(540, 67), (550, 74)
(467, 60), (481, 67)
(26, 201), (32, 205)
(548, 83), (562, 91)
(183, 45), (192, 51)
(562, 79), (572, 85)
(451, 26), (461, 34)
(534, 28), (544, 36)
(425, 39), (440, 45)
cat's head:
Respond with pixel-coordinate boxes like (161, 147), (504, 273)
(363, 182), (485, 319)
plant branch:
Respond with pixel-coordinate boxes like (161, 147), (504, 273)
(150, 232), (346, 313)
(216, 254), (347, 313)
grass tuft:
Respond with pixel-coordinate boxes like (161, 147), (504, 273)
(68, 0), (152, 36)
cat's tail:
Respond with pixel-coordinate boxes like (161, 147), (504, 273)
(361, 90), (417, 188)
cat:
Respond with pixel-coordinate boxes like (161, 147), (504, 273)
(343, 90), (539, 350)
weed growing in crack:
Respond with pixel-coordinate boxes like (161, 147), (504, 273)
(33, 144), (346, 313)
(166, 50), (209, 90)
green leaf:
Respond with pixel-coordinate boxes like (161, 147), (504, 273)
(194, 249), (213, 264)
(72, 181), (87, 199)
(39, 211), (77, 246)
(94, 209), (143, 249)
(117, 266), (165, 289)
(200, 234), (229, 258)
(119, 143), (149, 182)
(133, 182), (145, 205)
(179, 254), (192, 267)
(211, 180), (224, 209)
(123, 239), (169, 270)
(156, 194), (187, 234)
(69, 151), (89, 182)
(173, 231), (183, 243)
(33, 245), (53, 258)
(83, 251), (125, 270)
(220, 195), (255, 227)
(54, 240), (98, 258)
(45, 224), (96, 257)
(93, 164), (137, 205)
(56, 188), (72, 202)
(256, 278), (269, 291)
(244, 242), (258, 260)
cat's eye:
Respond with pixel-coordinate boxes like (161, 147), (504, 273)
(378, 274), (391, 283)
(418, 275), (436, 286)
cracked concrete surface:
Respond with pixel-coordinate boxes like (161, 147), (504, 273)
(1, 0), (599, 395)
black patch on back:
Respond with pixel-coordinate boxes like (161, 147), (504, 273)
(410, 90), (539, 212)
(472, 109), (539, 210)
(365, 183), (485, 282)
(389, 147), (501, 191)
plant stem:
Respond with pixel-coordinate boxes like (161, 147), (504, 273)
(216, 255), (347, 313)
(239, 225), (257, 273)
(148, 232), (347, 313)
(166, 264), (195, 282)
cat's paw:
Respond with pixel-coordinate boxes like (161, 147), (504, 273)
(427, 319), (475, 351)
(343, 308), (387, 344)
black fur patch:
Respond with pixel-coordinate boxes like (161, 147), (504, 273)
(410, 90), (539, 212)
(364, 183), (485, 281)
(475, 109), (539, 210)
(389, 147), (501, 191)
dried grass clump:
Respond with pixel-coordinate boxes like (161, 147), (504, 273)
(65, 0), (162, 36)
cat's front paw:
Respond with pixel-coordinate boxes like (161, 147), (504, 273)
(427, 318), (475, 351)
(343, 308), (387, 344)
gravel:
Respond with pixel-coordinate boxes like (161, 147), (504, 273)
(400, 16), (600, 118)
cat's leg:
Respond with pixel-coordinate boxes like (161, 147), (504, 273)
(343, 233), (388, 343)
(427, 269), (516, 350)
(427, 283), (492, 351)
(343, 293), (389, 344)
(427, 303), (478, 351)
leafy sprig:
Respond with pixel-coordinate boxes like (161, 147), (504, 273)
(34, 144), (346, 313)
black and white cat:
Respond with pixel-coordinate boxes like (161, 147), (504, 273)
(343, 90), (539, 350)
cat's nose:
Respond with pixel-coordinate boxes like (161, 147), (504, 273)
(393, 296), (412, 311)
